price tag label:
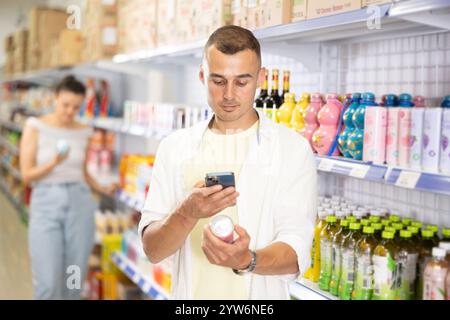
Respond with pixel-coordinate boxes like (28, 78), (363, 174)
(132, 273), (140, 283)
(349, 164), (370, 178)
(142, 282), (151, 293)
(395, 170), (421, 189)
(318, 159), (334, 172)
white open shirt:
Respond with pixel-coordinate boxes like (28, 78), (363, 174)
(138, 109), (317, 300)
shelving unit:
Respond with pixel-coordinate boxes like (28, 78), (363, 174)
(1, 1), (447, 83)
(110, 251), (170, 300)
(0, 136), (19, 155)
(0, 179), (28, 224)
(1, 159), (22, 181)
(116, 189), (145, 213)
(289, 279), (338, 301)
(0, 120), (23, 133)
(316, 155), (450, 196)
(1, 0), (449, 301)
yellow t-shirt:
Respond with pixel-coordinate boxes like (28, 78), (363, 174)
(183, 121), (258, 300)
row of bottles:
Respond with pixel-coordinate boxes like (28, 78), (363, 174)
(80, 78), (112, 119)
(253, 69), (450, 174)
(305, 195), (450, 300)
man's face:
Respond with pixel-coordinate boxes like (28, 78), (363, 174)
(200, 46), (263, 124)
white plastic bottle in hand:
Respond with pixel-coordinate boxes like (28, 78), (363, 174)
(209, 215), (234, 243)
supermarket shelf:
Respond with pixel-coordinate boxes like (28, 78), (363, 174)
(385, 167), (450, 196)
(1, 159), (22, 181)
(78, 117), (171, 139)
(289, 279), (337, 300)
(0, 136), (19, 155)
(110, 251), (170, 300)
(315, 155), (387, 183)
(112, 251), (332, 301)
(316, 155), (450, 196)
(0, 179), (28, 224)
(116, 189), (145, 212)
(3, 0), (448, 83)
(0, 119), (23, 133)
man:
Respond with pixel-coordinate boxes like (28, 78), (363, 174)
(139, 25), (317, 300)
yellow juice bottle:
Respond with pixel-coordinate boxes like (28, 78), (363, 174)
(305, 210), (329, 282)
(290, 93), (310, 133)
(277, 93), (296, 128)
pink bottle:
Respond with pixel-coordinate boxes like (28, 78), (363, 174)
(311, 93), (343, 156)
(301, 93), (324, 149)
(363, 103), (387, 164)
(398, 94), (414, 167)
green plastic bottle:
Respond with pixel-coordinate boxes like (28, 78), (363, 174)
(381, 219), (391, 228)
(392, 222), (404, 233)
(442, 228), (450, 241)
(411, 221), (423, 230)
(389, 215), (401, 223)
(318, 215), (340, 291)
(352, 226), (377, 300)
(396, 230), (418, 300)
(402, 218), (412, 227)
(384, 226), (397, 239)
(369, 211), (381, 224)
(426, 225), (440, 244)
(329, 220), (350, 296)
(360, 218), (371, 227)
(338, 222), (362, 300)
(407, 226), (421, 244)
(372, 231), (398, 300)
(416, 229), (435, 299)
(371, 223), (383, 241)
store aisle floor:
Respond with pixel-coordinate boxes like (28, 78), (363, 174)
(0, 192), (33, 299)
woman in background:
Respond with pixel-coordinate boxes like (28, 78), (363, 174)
(20, 75), (117, 299)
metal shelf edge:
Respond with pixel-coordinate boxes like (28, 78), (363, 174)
(110, 251), (170, 300)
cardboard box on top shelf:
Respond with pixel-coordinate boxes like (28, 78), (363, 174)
(58, 29), (83, 66)
(265, 0), (292, 28)
(307, 0), (361, 20)
(82, 0), (118, 62)
(157, 0), (178, 47)
(246, 0), (258, 30)
(177, 0), (196, 44)
(27, 7), (68, 70)
(13, 29), (28, 74)
(231, 0), (248, 28)
(4, 34), (14, 53)
(5, 52), (14, 76)
(362, 0), (393, 7)
(118, 0), (157, 54)
(291, 0), (307, 22)
(49, 40), (60, 68)
(206, 0), (232, 36)
(256, 0), (268, 29)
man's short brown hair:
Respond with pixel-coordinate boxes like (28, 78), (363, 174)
(204, 25), (261, 65)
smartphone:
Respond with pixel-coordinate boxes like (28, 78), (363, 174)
(205, 172), (235, 188)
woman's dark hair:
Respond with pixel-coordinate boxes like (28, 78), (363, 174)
(55, 75), (86, 96)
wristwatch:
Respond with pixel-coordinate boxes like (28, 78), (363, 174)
(232, 250), (257, 275)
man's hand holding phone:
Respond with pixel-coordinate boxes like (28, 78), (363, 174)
(179, 177), (239, 222)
